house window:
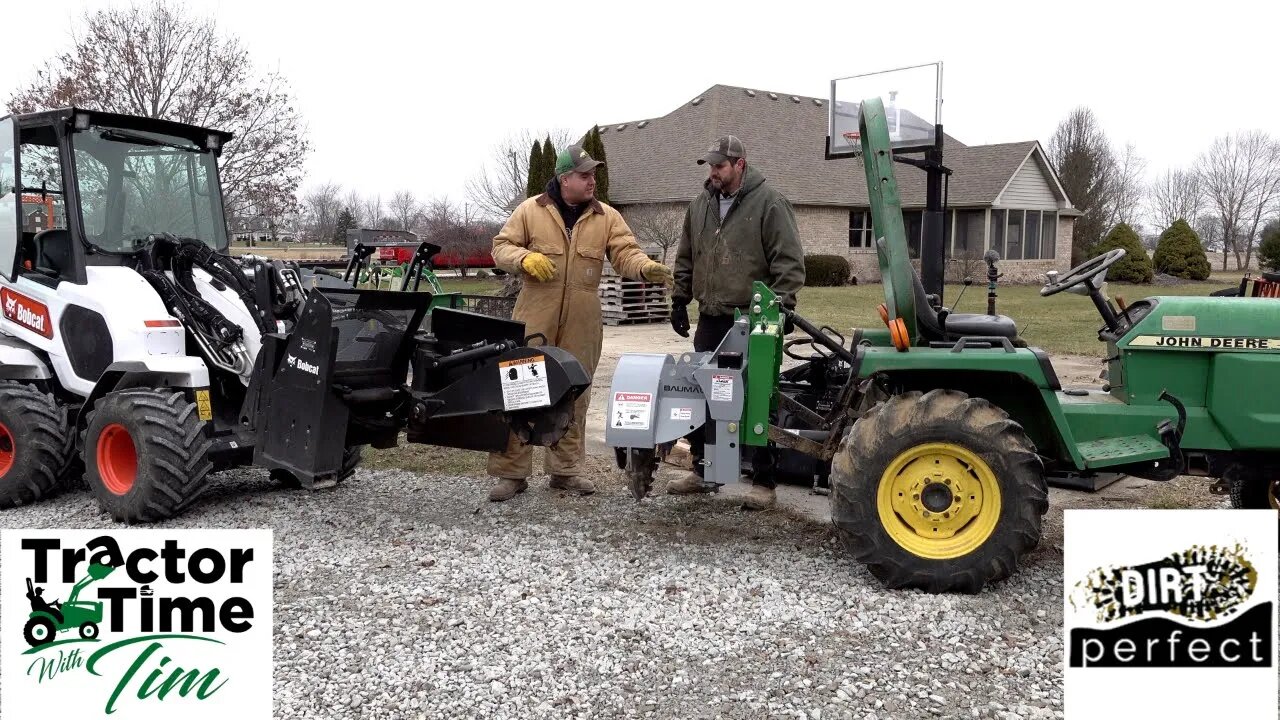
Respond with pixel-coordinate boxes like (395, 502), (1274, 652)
(902, 210), (922, 258)
(1040, 211), (1057, 259)
(952, 210), (984, 260)
(991, 210), (1005, 260)
(1025, 210), (1041, 260)
(1005, 210), (1023, 260)
(848, 210), (872, 249)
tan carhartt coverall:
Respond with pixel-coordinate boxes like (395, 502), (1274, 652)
(488, 193), (652, 478)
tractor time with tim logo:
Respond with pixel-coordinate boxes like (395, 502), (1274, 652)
(2, 530), (273, 718)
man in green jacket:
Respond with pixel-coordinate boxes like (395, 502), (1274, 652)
(668, 135), (805, 510)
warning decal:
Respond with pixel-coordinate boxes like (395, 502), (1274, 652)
(612, 392), (652, 430)
(670, 407), (692, 421)
(710, 374), (734, 402)
(499, 355), (551, 410)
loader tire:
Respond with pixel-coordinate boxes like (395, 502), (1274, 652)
(0, 381), (77, 509)
(83, 389), (213, 523)
(269, 445), (364, 488)
(831, 389), (1048, 594)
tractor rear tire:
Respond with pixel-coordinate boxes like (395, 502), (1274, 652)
(24, 616), (56, 648)
(1227, 464), (1279, 510)
(269, 445), (364, 488)
(0, 381), (77, 508)
(831, 389), (1048, 594)
(82, 389), (213, 523)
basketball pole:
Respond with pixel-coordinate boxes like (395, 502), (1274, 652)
(891, 124), (951, 307)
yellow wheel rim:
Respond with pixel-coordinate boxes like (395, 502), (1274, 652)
(876, 442), (1001, 560)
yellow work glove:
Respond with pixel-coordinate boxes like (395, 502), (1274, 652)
(521, 252), (556, 282)
(641, 260), (674, 287)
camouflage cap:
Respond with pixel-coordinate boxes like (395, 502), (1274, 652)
(697, 135), (746, 165)
(556, 145), (604, 176)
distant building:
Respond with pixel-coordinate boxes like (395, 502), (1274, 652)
(597, 84), (1078, 282)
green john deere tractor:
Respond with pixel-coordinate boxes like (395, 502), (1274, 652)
(24, 563), (116, 647)
(606, 96), (1280, 594)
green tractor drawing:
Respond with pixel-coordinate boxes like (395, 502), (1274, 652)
(24, 563), (116, 648)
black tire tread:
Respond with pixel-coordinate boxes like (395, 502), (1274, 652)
(832, 389), (1048, 594)
(0, 380), (76, 508)
(83, 389), (213, 523)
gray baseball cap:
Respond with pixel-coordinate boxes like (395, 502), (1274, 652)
(697, 135), (746, 165)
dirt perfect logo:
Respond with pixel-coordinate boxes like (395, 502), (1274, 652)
(1, 529), (272, 719)
(1, 287), (53, 339)
(1063, 510), (1277, 717)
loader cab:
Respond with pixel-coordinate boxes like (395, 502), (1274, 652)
(0, 108), (233, 286)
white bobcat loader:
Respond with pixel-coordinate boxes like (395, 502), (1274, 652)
(0, 108), (589, 523)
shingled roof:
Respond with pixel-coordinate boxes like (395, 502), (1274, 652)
(596, 84), (1074, 210)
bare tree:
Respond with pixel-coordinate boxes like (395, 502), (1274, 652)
(1104, 142), (1147, 228)
(387, 190), (422, 232)
(1148, 168), (1203, 230)
(1194, 213), (1223, 252)
(1242, 136), (1280, 271)
(363, 194), (384, 229)
(342, 189), (366, 228)
(7, 2), (309, 219)
(466, 129), (577, 220)
(1197, 131), (1280, 270)
(302, 182), (342, 245)
(625, 205), (682, 263)
(1046, 107), (1116, 263)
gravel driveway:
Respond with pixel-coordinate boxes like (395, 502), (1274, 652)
(0, 463), (1228, 720)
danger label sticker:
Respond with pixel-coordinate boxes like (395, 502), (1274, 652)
(499, 355), (551, 410)
(612, 392), (652, 430)
(710, 374), (734, 402)
(670, 407), (692, 421)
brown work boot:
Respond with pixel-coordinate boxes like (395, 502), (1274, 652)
(741, 485), (776, 511)
(667, 472), (710, 495)
(488, 478), (528, 502)
(549, 475), (596, 495)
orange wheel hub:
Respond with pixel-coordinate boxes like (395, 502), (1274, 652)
(0, 422), (14, 477)
(97, 423), (138, 495)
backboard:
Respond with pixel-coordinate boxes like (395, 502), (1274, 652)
(827, 62), (942, 158)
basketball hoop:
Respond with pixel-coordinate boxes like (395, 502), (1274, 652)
(842, 131), (863, 157)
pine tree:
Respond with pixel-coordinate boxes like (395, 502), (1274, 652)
(540, 136), (558, 191)
(334, 208), (358, 246)
(584, 126), (610, 204)
(1152, 218), (1211, 280)
(1091, 222), (1153, 283)
(525, 139), (542, 198)
(1259, 221), (1280, 272)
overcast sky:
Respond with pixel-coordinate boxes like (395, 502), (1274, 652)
(3, 0), (1277, 215)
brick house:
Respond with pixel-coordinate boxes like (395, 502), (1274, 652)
(597, 84), (1078, 283)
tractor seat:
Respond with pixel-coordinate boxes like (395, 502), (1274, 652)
(910, 268), (1017, 341)
(33, 229), (73, 276)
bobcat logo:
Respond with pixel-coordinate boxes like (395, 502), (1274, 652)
(1, 289), (52, 339)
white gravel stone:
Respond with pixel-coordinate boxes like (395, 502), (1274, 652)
(0, 468), (1074, 718)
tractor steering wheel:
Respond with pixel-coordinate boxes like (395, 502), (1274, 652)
(1040, 248), (1126, 297)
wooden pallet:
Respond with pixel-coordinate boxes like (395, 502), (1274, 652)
(598, 258), (670, 325)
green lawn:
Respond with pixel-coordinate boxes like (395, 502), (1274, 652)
(429, 274), (1238, 357)
(767, 281), (1238, 357)
(437, 276), (504, 295)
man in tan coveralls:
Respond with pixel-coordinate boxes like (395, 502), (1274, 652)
(487, 144), (673, 501)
